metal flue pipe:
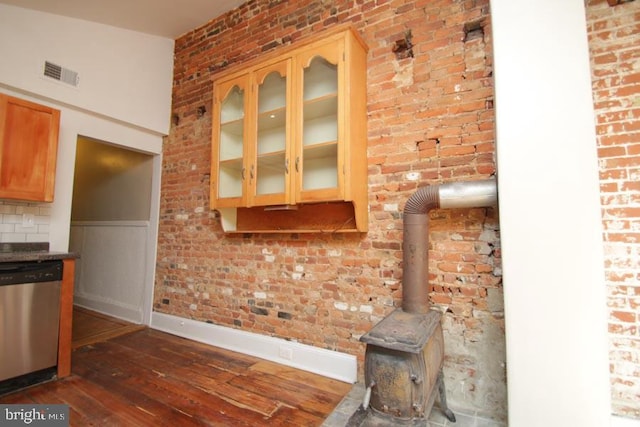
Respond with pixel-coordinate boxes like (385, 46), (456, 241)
(402, 179), (498, 314)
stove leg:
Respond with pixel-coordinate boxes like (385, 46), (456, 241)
(437, 369), (456, 422)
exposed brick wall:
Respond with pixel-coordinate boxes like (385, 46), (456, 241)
(156, 0), (504, 419)
(586, 0), (640, 418)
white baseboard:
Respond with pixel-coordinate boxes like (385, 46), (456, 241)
(74, 295), (143, 324)
(612, 416), (640, 427)
(150, 312), (357, 384)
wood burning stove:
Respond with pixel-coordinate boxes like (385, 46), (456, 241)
(348, 179), (497, 426)
(360, 309), (455, 424)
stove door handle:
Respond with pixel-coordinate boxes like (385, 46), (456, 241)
(362, 381), (375, 409)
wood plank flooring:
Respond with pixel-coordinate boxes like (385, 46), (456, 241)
(71, 306), (146, 349)
(1, 309), (352, 426)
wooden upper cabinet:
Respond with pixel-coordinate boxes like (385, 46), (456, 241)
(0, 94), (60, 202)
(210, 26), (368, 233)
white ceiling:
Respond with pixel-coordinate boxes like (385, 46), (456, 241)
(0, 0), (246, 38)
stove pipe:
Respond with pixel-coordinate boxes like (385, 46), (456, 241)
(402, 179), (498, 314)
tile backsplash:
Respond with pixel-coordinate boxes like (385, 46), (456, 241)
(0, 201), (51, 243)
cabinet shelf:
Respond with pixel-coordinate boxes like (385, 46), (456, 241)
(220, 118), (244, 132)
(219, 157), (244, 169)
(218, 158), (244, 199)
(303, 94), (337, 119)
(220, 119), (244, 161)
(257, 107), (286, 131)
(257, 151), (286, 196)
(303, 95), (337, 147)
(303, 141), (337, 159)
(258, 150), (286, 164)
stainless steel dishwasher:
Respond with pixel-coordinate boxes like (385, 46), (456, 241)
(0, 260), (63, 390)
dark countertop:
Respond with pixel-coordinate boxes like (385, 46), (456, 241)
(0, 242), (79, 263)
(0, 251), (79, 263)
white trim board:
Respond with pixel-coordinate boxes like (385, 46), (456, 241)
(150, 312), (358, 384)
(74, 296), (143, 325)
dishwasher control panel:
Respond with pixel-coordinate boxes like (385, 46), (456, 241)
(0, 260), (63, 286)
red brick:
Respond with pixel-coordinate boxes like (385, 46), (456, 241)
(589, 0), (640, 416)
(159, 0), (504, 404)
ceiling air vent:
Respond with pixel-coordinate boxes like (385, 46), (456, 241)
(43, 61), (79, 87)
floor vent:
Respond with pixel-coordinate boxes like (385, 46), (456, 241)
(43, 61), (79, 87)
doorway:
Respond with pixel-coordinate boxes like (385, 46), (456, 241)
(69, 136), (158, 325)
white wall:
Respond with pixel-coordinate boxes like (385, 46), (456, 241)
(0, 6), (170, 325)
(71, 221), (151, 323)
(0, 85), (164, 325)
(491, 0), (611, 425)
(0, 4), (172, 253)
(0, 4), (174, 134)
(0, 87), (163, 251)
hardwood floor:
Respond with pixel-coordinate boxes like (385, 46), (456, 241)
(71, 306), (146, 349)
(1, 309), (352, 426)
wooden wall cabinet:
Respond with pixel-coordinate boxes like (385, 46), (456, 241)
(210, 26), (368, 233)
(0, 94), (60, 202)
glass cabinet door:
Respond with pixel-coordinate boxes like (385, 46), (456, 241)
(296, 42), (343, 203)
(212, 76), (249, 207)
(252, 60), (291, 206)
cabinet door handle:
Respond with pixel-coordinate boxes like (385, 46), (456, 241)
(295, 156), (300, 172)
(250, 164), (255, 180)
(285, 158), (289, 174)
